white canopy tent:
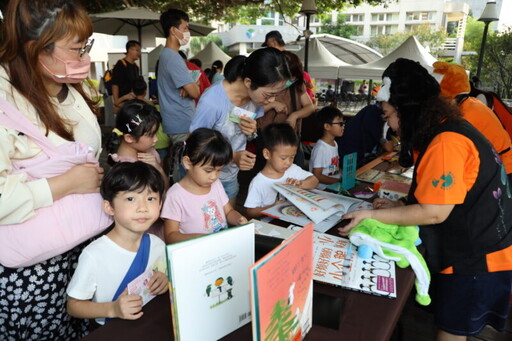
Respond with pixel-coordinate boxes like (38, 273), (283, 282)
(295, 38), (350, 79)
(337, 36), (438, 80)
(191, 42), (232, 69)
(293, 34), (382, 65)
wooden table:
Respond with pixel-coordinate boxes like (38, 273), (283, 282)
(83, 155), (416, 341)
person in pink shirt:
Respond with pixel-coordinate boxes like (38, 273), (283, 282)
(106, 99), (168, 188)
(161, 128), (248, 243)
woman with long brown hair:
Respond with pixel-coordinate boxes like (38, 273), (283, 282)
(341, 58), (512, 341)
(0, 0), (106, 339)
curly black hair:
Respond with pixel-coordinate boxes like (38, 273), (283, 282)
(383, 58), (462, 167)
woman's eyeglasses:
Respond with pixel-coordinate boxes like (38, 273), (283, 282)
(79, 39), (94, 59)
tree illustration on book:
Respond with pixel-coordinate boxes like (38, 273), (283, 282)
(264, 298), (300, 341)
(205, 275), (235, 307)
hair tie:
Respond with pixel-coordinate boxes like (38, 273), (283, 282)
(112, 128), (123, 136)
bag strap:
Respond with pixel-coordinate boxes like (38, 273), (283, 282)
(290, 83), (298, 113)
(110, 233), (151, 307)
(0, 98), (60, 156)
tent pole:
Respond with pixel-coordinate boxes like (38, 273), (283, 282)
(138, 25), (143, 75)
(367, 79), (373, 105)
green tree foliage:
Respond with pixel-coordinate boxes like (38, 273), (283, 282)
(0, 0), (389, 25)
(190, 35), (228, 56)
(367, 23), (447, 56)
(481, 28), (512, 98)
(462, 18), (512, 98)
(264, 298), (299, 341)
(461, 16), (484, 73)
(318, 14), (359, 38)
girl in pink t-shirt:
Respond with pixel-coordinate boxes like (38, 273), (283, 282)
(106, 99), (168, 188)
(161, 128), (248, 244)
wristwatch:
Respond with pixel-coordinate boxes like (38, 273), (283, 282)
(247, 130), (258, 141)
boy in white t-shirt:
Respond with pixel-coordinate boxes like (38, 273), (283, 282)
(66, 162), (168, 326)
(245, 123), (318, 218)
(309, 106), (345, 189)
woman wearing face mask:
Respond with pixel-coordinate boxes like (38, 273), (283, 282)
(0, 0), (107, 339)
(190, 48), (292, 207)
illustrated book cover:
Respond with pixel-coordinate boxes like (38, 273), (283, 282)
(165, 223), (255, 340)
(250, 223), (314, 341)
(313, 232), (396, 298)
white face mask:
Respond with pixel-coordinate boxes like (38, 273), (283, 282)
(175, 29), (191, 46)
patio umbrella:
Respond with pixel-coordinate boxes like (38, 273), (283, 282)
(90, 7), (215, 42)
(90, 7), (215, 71)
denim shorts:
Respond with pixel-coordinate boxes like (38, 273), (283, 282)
(221, 179), (239, 200)
(433, 271), (512, 336)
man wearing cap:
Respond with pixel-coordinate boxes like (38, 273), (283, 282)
(261, 30), (286, 50)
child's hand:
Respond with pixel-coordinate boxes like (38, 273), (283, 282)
(137, 153), (158, 168)
(237, 215), (248, 225)
(271, 101), (288, 114)
(272, 199), (286, 207)
(234, 150), (256, 171)
(286, 178), (303, 188)
(113, 289), (143, 320)
(148, 271), (168, 295)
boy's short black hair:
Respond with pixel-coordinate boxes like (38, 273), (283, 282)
(189, 58), (202, 68)
(160, 9), (189, 38)
(261, 123), (299, 151)
(132, 76), (147, 96)
(126, 40), (141, 52)
(101, 162), (165, 203)
(316, 106), (344, 130)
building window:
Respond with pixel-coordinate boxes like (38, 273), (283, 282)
(371, 13), (398, 22)
(347, 14), (364, 22)
(354, 25), (364, 35)
(370, 25), (397, 36)
(406, 11), (434, 21)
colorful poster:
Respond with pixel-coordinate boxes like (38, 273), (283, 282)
(251, 224), (314, 341)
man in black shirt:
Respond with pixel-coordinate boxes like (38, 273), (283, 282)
(111, 40), (141, 112)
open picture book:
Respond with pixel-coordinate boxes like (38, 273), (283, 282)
(250, 219), (396, 298)
(165, 223), (254, 340)
(313, 232), (396, 298)
(261, 184), (372, 233)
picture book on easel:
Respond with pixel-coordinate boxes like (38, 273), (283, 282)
(250, 224), (314, 341)
(262, 184), (372, 233)
(165, 223), (254, 341)
(313, 232), (396, 298)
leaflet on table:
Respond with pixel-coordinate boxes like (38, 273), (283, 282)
(250, 219), (296, 240)
(356, 168), (412, 185)
(313, 232), (396, 298)
(189, 70), (201, 83)
(275, 183), (337, 210)
(250, 223), (314, 341)
(262, 201), (343, 233)
(127, 255), (168, 307)
(228, 106), (257, 124)
(165, 223), (254, 341)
